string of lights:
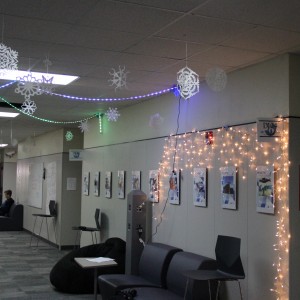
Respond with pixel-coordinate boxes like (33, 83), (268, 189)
(0, 95), (98, 124)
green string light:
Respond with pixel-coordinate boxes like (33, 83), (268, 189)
(0, 95), (98, 124)
(98, 113), (103, 133)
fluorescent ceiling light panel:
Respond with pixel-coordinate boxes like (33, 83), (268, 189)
(0, 144), (8, 147)
(0, 112), (20, 118)
(0, 70), (78, 85)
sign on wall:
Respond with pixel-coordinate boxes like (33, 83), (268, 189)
(257, 118), (282, 142)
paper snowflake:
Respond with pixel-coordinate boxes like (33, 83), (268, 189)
(105, 107), (120, 122)
(109, 66), (129, 90)
(205, 67), (227, 92)
(0, 43), (18, 73)
(65, 131), (74, 141)
(149, 113), (164, 127)
(78, 120), (89, 133)
(21, 99), (37, 115)
(15, 73), (42, 100)
(39, 75), (55, 94)
(177, 66), (199, 100)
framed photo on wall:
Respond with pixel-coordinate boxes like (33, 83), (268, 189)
(193, 167), (207, 207)
(83, 172), (90, 196)
(168, 170), (180, 205)
(93, 172), (100, 196)
(220, 166), (237, 210)
(256, 166), (275, 214)
(117, 170), (125, 199)
(149, 170), (159, 203)
(105, 171), (112, 198)
(132, 171), (141, 190)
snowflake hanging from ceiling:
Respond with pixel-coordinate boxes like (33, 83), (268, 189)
(78, 120), (89, 133)
(65, 131), (74, 141)
(149, 113), (164, 128)
(0, 43), (18, 74)
(205, 67), (227, 92)
(21, 99), (37, 115)
(177, 66), (199, 100)
(39, 75), (55, 94)
(15, 73), (42, 100)
(109, 66), (129, 91)
(105, 107), (120, 122)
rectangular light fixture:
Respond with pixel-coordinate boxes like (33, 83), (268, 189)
(0, 112), (20, 118)
(0, 144), (8, 147)
(0, 70), (78, 85)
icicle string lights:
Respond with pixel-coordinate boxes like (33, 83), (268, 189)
(157, 121), (289, 299)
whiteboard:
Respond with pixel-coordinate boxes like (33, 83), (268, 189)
(27, 163), (44, 208)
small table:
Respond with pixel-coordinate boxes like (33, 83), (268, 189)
(74, 257), (117, 300)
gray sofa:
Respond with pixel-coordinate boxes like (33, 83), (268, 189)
(0, 203), (23, 231)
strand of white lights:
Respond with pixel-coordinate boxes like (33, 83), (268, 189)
(270, 119), (289, 299)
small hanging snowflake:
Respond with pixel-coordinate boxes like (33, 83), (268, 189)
(21, 99), (37, 115)
(65, 131), (74, 141)
(0, 43), (18, 74)
(149, 113), (164, 127)
(177, 66), (199, 100)
(109, 66), (129, 91)
(78, 120), (89, 133)
(105, 107), (120, 122)
(205, 67), (227, 92)
(15, 73), (42, 100)
(39, 75), (55, 94)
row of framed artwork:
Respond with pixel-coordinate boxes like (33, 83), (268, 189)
(82, 165), (275, 214)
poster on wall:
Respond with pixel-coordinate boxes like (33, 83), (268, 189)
(193, 167), (207, 207)
(105, 171), (112, 198)
(93, 172), (100, 196)
(168, 170), (180, 205)
(257, 118), (282, 142)
(149, 170), (159, 203)
(117, 171), (125, 199)
(220, 167), (237, 210)
(83, 172), (90, 196)
(256, 166), (275, 214)
(132, 171), (141, 190)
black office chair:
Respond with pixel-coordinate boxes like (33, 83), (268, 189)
(184, 235), (245, 300)
(72, 208), (101, 247)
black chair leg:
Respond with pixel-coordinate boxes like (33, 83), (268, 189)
(215, 281), (220, 300)
(237, 281), (243, 300)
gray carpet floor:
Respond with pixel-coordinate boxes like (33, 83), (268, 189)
(0, 231), (98, 299)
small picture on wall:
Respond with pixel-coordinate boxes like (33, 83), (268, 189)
(256, 166), (275, 214)
(168, 170), (180, 205)
(132, 171), (141, 190)
(93, 172), (100, 196)
(220, 167), (237, 210)
(83, 172), (90, 196)
(193, 168), (207, 207)
(117, 170), (125, 199)
(105, 171), (112, 198)
(149, 170), (159, 203)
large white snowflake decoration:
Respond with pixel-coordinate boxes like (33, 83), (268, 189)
(15, 73), (42, 100)
(78, 120), (89, 133)
(39, 75), (55, 94)
(105, 107), (120, 122)
(109, 66), (129, 91)
(65, 131), (74, 141)
(0, 43), (18, 74)
(205, 67), (227, 92)
(21, 99), (37, 115)
(177, 66), (200, 100)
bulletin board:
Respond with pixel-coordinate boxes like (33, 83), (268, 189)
(27, 163), (44, 208)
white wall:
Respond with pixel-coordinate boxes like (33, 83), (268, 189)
(81, 54), (295, 299)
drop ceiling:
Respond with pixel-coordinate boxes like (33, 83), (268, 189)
(0, 0), (300, 146)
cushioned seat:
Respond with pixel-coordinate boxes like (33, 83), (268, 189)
(122, 251), (217, 300)
(49, 237), (126, 294)
(98, 242), (182, 300)
(0, 203), (23, 231)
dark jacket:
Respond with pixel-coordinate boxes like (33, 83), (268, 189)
(0, 198), (15, 216)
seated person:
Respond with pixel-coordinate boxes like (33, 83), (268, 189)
(0, 190), (15, 216)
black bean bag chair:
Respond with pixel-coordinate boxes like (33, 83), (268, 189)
(50, 237), (126, 294)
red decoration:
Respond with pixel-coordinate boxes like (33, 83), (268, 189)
(205, 131), (213, 145)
